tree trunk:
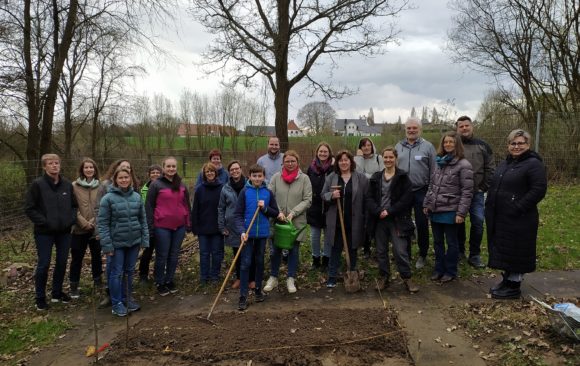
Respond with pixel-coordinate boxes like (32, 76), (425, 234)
(39, 0), (79, 156)
(274, 0), (290, 150)
(23, 0), (41, 182)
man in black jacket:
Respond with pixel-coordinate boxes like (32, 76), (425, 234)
(25, 154), (78, 310)
(456, 116), (495, 268)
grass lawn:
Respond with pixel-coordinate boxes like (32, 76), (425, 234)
(0, 184), (577, 363)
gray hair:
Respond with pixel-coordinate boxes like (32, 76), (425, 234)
(507, 129), (532, 144)
(405, 116), (422, 128)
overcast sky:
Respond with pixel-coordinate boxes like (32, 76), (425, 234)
(132, 0), (493, 125)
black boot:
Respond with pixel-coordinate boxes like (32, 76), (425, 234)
(311, 256), (321, 269)
(489, 272), (507, 293)
(70, 282), (80, 299)
(491, 279), (521, 299)
(320, 256), (329, 272)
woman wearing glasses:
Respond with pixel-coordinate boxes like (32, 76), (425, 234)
(485, 129), (547, 299)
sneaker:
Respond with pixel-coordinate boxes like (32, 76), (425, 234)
(70, 282), (80, 299)
(326, 277), (337, 288)
(157, 284), (170, 297)
(255, 290), (266, 303)
(238, 296), (248, 311)
(468, 255), (486, 269)
(112, 302), (128, 317)
(403, 278), (419, 293)
(166, 282), (178, 294)
(287, 277), (297, 293)
(51, 292), (72, 303)
(263, 276), (278, 292)
(231, 279), (240, 289)
(430, 273), (443, 281)
(415, 256), (426, 269)
(440, 274), (456, 283)
(36, 298), (49, 311)
(127, 300), (141, 312)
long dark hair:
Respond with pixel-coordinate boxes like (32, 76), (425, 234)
(436, 131), (465, 159)
(333, 150), (356, 173)
(77, 157), (100, 180)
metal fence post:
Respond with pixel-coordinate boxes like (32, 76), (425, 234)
(535, 111), (541, 153)
(182, 156), (187, 178)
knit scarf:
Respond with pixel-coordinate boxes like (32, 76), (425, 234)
(230, 176), (246, 195)
(76, 177), (100, 188)
(436, 154), (454, 168)
(281, 167), (299, 184)
(309, 158), (332, 175)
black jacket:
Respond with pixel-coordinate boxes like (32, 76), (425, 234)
(365, 168), (414, 235)
(485, 150), (547, 273)
(306, 163), (333, 227)
(25, 174), (78, 234)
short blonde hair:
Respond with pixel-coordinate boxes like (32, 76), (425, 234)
(41, 154), (60, 166)
(507, 129), (531, 144)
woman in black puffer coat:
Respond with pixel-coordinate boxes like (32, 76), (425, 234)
(486, 129), (547, 299)
(306, 142), (334, 270)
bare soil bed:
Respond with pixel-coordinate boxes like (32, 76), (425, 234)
(102, 307), (411, 366)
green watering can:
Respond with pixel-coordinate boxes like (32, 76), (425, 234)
(274, 220), (306, 250)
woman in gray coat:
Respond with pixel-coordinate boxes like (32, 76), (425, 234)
(322, 150), (369, 288)
(218, 161), (248, 289)
(423, 131), (473, 283)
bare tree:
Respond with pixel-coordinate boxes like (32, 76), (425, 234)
(190, 0), (408, 149)
(447, 0), (579, 129)
(297, 101), (336, 135)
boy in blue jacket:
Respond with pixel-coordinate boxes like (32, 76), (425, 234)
(234, 164), (279, 311)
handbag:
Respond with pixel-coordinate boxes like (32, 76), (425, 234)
(274, 221), (306, 249)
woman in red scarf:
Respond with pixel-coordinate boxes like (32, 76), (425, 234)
(263, 150), (313, 294)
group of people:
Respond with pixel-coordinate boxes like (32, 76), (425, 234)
(25, 115), (547, 315)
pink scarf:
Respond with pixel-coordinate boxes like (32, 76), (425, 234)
(281, 167), (299, 184)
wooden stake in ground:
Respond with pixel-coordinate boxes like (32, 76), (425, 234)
(125, 273), (129, 348)
(206, 206), (260, 321)
(93, 284), (99, 365)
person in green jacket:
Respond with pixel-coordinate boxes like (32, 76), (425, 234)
(98, 167), (149, 317)
(138, 164), (162, 282)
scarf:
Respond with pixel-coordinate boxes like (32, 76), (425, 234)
(309, 158), (332, 175)
(230, 176), (246, 195)
(281, 167), (299, 184)
(76, 177), (100, 188)
(436, 154), (454, 168)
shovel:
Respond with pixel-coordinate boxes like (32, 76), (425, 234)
(205, 206), (260, 321)
(334, 186), (360, 293)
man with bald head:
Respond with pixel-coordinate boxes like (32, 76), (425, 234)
(395, 117), (436, 269)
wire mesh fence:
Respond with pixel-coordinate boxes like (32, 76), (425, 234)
(1, 111), (578, 232)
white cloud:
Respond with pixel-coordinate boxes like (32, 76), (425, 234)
(132, 0), (491, 125)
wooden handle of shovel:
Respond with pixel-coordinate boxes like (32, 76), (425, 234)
(336, 195), (351, 270)
(207, 206), (261, 320)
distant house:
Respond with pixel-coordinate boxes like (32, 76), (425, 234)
(177, 123), (236, 137)
(288, 120), (303, 137)
(245, 125), (277, 137)
(334, 117), (383, 136)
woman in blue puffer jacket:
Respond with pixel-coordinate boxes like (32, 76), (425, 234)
(98, 167), (149, 317)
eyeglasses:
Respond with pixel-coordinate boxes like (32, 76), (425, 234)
(509, 141), (527, 147)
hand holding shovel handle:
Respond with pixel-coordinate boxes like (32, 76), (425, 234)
(206, 206), (261, 320)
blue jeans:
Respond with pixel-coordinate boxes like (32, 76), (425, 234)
(431, 222), (459, 277)
(240, 238), (266, 297)
(108, 244), (140, 306)
(413, 188), (430, 257)
(154, 226), (186, 285)
(270, 241), (300, 278)
(34, 233), (71, 299)
(69, 233), (102, 283)
(328, 234), (358, 279)
(458, 191), (485, 257)
(198, 234), (224, 282)
(310, 226), (331, 258)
